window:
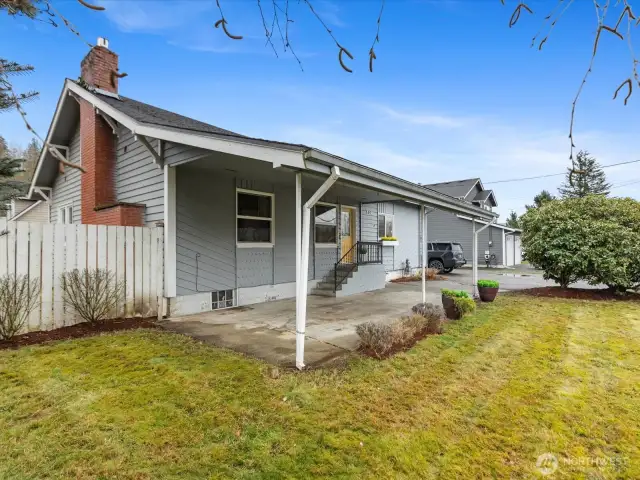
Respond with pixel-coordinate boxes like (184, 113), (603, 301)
(378, 213), (394, 238)
(58, 204), (73, 224)
(212, 289), (234, 310)
(435, 243), (452, 251)
(236, 189), (274, 245)
(315, 204), (337, 245)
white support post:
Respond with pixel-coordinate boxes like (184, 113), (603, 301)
(295, 172), (302, 331)
(163, 165), (177, 300)
(296, 166), (341, 370)
(421, 205), (427, 303)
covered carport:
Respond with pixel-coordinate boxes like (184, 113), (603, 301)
(293, 149), (497, 368)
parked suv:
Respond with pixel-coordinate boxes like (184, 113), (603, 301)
(428, 241), (466, 273)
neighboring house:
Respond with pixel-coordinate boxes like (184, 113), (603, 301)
(5, 197), (50, 223)
(25, 39), (496, 316)
(425, 178), (522, 267)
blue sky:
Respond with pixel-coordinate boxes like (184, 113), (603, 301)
(2, 0), (639, 217)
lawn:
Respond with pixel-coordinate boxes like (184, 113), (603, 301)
(1, 296), (639, 479)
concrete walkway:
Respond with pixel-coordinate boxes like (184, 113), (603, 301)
(161, 268), (556, 367)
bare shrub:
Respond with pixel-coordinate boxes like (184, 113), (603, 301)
(61, 269), (124, 324)
(412, 302), (445, 334)
(356, 321), (405, 358)
(0, 274), (40, 340)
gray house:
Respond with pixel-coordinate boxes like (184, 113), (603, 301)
(426, 178), (522, 268)
(26, 41), (497, 331)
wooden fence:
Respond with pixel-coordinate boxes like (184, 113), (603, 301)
(0, 221), (164, 334)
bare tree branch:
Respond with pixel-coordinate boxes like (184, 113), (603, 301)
(369, 0), (385, 72)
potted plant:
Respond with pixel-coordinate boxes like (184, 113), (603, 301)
(441, 288), (476, 320)
(477, 279), (500, 302)
(380, 236), (399, 247)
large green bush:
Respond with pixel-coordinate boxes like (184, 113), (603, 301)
(520, 196), (640, 291)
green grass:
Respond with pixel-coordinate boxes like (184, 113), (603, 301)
(1, 296), (639, 479)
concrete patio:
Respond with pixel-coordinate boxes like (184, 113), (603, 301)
(161, 268), (554, 367)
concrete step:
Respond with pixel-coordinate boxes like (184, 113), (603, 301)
(315, 281), (342, 291)
(310, 288), (337, 297)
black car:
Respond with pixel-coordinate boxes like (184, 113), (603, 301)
(428, 241), (466, 273)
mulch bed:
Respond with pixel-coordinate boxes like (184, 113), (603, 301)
(0, 318), (158, 350)
(358, 327), (443, 360)
(510, 287), (640, 301)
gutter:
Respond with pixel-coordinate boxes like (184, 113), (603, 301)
(305, 149), (497, 220)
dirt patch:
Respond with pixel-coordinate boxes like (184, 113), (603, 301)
(357, 326), (444, 360)
(0, 318), (158, 350)
(511, 287), (640, 301)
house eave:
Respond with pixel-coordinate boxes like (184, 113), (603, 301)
(305, 149), (497, 220)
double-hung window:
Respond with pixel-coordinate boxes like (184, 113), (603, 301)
(58, 204), (73, 224)
(378, 213), (394, 238)
(315, 203), (337, 245)
(236, 189), (274, 246)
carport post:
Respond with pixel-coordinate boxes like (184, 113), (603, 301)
(295, 172), (302, 316)
(421, 205), (427, 303)
(472, 218), (497, 297)
(296, 166), (341, 370)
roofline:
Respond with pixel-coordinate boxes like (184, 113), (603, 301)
(462, 178), (483, 200)
(27, 82), (71, 199)
(32, 81), (494, 221)
(306, 149), (497, 220)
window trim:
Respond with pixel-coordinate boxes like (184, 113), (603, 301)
(57, 202), (73, 224)
(314, 201), (338, 247)
(236, 188), (275, 247)
(378, 212), (394, 239)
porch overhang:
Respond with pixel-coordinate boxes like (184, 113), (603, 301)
(303, 149), (497, 221)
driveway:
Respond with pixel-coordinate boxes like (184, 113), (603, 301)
(162, 267), (558, 367)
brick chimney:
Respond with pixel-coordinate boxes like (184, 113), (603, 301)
(80, 37), (120, 93)
(78, 39), (144, 226)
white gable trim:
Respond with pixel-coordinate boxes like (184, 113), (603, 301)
(66, 81), (306, 168)
(462, 179), (483, 200)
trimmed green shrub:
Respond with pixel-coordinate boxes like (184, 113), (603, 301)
(441, 288), (470, 298)
(477, 279), (499, 288)
(520, 196), (640, 290)
(452, 297), (476, 316)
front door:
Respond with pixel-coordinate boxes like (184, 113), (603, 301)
(341, 206), (355, 262)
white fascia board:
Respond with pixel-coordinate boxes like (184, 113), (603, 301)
(27, 82), (74, 198)
(67, 81), (306, 169)
(304, 158), (496, 220)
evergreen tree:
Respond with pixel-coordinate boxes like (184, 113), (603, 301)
(558, 150), (610, 198)
(505, 211), (520, 229)
(0, 58), (38, 113)
(525, 190), (556, 211)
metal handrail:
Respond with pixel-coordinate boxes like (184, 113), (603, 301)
(334, 241), (382, 290)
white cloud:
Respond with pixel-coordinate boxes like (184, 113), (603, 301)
(370, 103), (466, 128)
(100, 1), (212, 33)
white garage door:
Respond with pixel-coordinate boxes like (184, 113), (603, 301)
(505, 235), (515, 266)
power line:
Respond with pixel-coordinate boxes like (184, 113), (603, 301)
(610, 179), (640, 189)
(485, 159), (640, 185)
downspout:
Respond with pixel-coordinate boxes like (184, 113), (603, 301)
(296, 166), (341, 370)
(472, 217), (497, 297)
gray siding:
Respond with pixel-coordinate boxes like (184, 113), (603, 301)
(392, 202), (420, 272)
(115, 128), (164, 225)
(427, 210), (504, 265)
(176, 167), (236, 294)
(51, 125), (81, 224)
(175, 166), (368, 296)
(115, 129), (207, 226)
